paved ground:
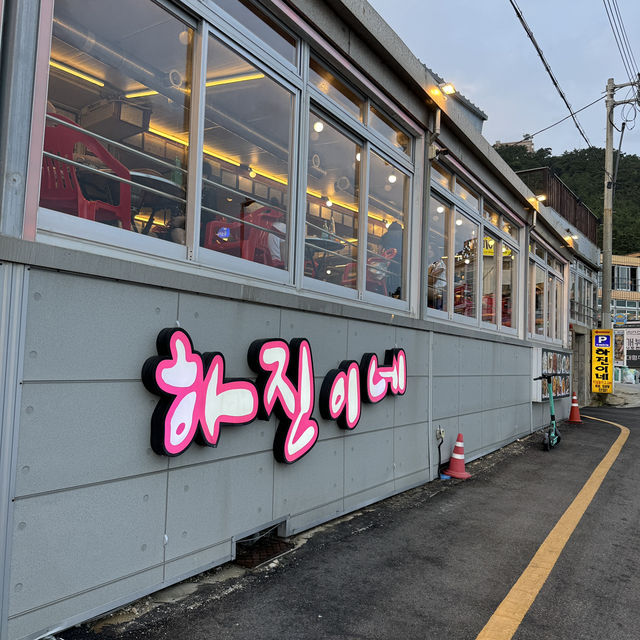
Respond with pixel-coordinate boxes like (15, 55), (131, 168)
(58, 405), (639, 640)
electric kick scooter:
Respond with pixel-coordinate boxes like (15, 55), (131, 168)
(534, 374), (561, 450)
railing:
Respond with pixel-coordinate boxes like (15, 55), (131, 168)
(517, 167), (598, 244)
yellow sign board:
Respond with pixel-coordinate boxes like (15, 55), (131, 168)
(591, 329), (613, 394)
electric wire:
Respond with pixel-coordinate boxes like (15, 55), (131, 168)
(514, 95), (605, 145)
(508, 0), (593, 147)
(612, 0), (639, 76)
(603, 0), (637, 85)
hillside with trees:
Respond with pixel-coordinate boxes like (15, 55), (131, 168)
(494, 144), (640, 254)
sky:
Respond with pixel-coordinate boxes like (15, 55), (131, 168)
(367, 0), (640, 156)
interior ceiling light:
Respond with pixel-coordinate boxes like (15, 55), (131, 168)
(455, 218), (463, 226)
(325, 198), (333, 207)
(125, 72), (265, 99)
(388, 174), (397, 183)
(436, 206), (445, 213)
(313, 121), (324, 133)
(49, 59), (104, 87)
(439, 82), (456, 95)
(205, 72), (265, 87)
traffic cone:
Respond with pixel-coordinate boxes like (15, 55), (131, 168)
(568, 392), (582, 424)
(444, 433), (471, 480)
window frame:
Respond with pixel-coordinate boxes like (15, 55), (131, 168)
(30, 0), (419, 313)
(427, 161), (522, 334)
(528, 236), (566, 344)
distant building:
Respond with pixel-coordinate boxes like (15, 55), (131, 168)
(495, 138), (535, 153)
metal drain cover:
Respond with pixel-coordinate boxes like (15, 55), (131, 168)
(234, 536), (294, 569)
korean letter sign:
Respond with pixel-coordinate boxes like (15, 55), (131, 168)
(591, 329), (613, 394)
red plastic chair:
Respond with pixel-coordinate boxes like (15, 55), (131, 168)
(241, 207), (285, 268)
(40, 114), (131, 229)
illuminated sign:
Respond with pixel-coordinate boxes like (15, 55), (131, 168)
(591, 329), (613, 394)
(142, 329), (407, 464)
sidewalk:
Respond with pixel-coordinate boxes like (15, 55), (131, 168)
(56, 408), (639, 640)
(596, 382), (640, 407)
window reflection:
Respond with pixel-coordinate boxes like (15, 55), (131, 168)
(309, 58), (362, 120)
(368, 152), (407, 298)
(502, 250), (516, 328)
(482, 235), (498, 324)
(305, 113), (360, 287)
(215, 0), (297, 64)
(369, 106), (411, 157)
(453, 216), (477, 317)
(428, 197), (449, 311)
(535, 265), (545, 335)
(431, 163), (451, 190)
(199, 36), (294, 269)
(41, 0), (192, 242)
(455, 179), (478, 211)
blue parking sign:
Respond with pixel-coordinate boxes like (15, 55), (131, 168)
(595, 334), (611, 348)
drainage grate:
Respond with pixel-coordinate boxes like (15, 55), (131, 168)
(234, 535), (294, 569)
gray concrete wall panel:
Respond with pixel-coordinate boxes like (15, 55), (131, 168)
(433, 334), (460, 376)
(432, 376), (459, 420)
(165, 453), (274, 561)
(394, 375), (428, 426)
(280, 309), (349, 376)
(394, 327), (429, 376)
(393, 422), (429, 479)
(177, 294), (282, 379)
(9, 475), (167, 617)
(23, 271), (179, 382)
(8, 566), (164, 640)
(15, 382), (167, 496)
(273, 439), (344, 519)
(344, 429), (394, 497)
(163, 540), (232, 584)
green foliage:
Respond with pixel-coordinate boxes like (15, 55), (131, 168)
(495, 144), (640, 254)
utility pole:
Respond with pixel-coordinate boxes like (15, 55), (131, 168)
(601, 76), (640, 329)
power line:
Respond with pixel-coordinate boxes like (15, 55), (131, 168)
(612, 0), (639, 75)
(508, 0), (593, 147)
(603, 0), (637, 85)
(515, 95), (606, 144)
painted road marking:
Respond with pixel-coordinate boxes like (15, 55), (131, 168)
(475, 416), (629, 640)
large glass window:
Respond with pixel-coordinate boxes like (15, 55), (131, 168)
(309, 58), (363, 121)
(453, 215), (478, 318)
(367, 152), (408, 299)
(37, 0), (415, 309)
(535, 264), (545, 336)
(199, 35), (294, 269)
(305, 112), (360, 287)
(369, 105), (411, 157)
(454, 179), (478, 211)
(482, 234), (498, 324)
(41, 0), (193, 242)
(502, 248), (516, 328)
(427, 197), (449, 312)
(215, 0), (297, 64)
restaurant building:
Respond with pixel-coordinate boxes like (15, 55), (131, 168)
(0, 1), (574, 638)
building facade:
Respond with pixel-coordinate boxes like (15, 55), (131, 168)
(0, 1), (575, 638)
(516, 167), (600, 405)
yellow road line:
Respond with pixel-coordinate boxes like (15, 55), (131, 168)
(475, 416), (629, 640)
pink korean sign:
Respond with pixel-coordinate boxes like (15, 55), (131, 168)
(142, 328), (407, 464)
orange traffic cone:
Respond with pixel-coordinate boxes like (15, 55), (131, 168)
(444, 433), (471, 479)
(568, 392), (582, 424)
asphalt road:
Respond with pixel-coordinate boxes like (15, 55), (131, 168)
(59, 407), (639, 640)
